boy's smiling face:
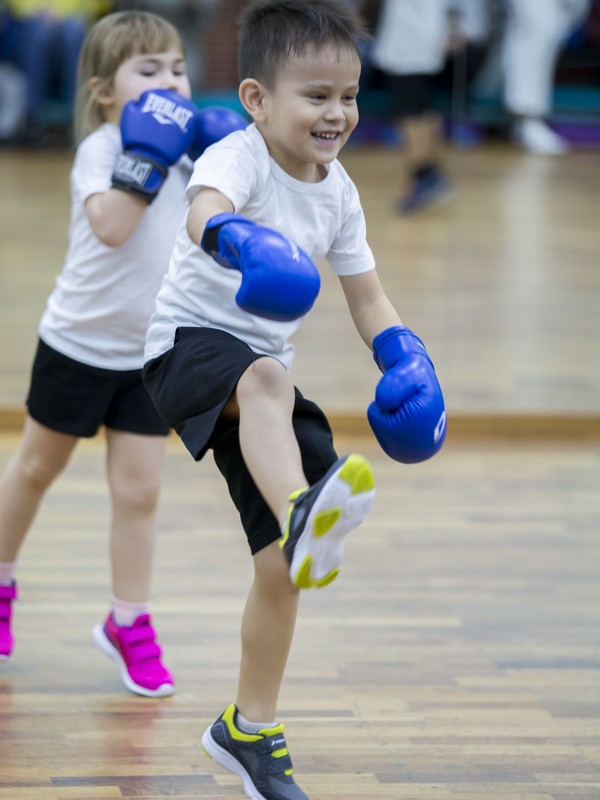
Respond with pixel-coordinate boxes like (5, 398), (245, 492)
(242, 43), (361, 182)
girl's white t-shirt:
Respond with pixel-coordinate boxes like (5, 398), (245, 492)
(144, 124), (375, 371)
(39, 122), (191, 370)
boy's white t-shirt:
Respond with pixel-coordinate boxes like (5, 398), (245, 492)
(144, 124), (375, 371)
(39, 122), (191, 370)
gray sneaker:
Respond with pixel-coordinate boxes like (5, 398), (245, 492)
(280, 454), (375, 589)
(202, 704), (308, 800)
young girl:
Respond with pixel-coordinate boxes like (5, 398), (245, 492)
(0, 10), (210, 697)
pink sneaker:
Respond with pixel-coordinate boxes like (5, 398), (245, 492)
(0, 582), (17, 660)
(92, 613), (175, 697)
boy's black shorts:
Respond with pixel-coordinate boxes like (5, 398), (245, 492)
(26, 338), (170, 438)
(143, 327), (338, 554)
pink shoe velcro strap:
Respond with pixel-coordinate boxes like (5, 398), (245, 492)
(121, 620), (158, 645)
(0, 583), (17, 601)
(130, 640), (162, 662)
(118, 616), (163, 663)
(0, 584), (17, 621)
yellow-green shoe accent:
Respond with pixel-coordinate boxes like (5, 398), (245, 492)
(292, 556), (314, 590)
(339, 456), (376, 494)
(315, 568), (340, 588)
(313, 507), (341, 537)
(201, 704), (308, 799)
(280, 454), (375, 590)
(279, 488), (306, 551)
(223, 703), (262, 742)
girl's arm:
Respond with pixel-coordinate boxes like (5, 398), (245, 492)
(339, 268), (403, 348)
(85, 190), (148, 248)
(86, 89), (206, 247)
(85, 154), (229, 250)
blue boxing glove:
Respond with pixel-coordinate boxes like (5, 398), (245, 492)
(187, 105), (247, 162)
(367, 326), (446, 463)
(201, 212), (321, 321)
(112, 89), (198, 202)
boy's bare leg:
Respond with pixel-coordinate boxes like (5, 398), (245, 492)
(235, 358), (307, 525)
(232, 357), (375, 592)
(236, 541), (300, 722)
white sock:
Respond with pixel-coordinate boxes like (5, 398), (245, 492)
(111, 596), (150, 627)
(236, 710), (277, 733)
(0, 561), (16, 585)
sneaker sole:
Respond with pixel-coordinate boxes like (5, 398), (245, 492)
(202, 726), (269, 800)
(283, 454), (375, 590)
(92, 624), (175, 698)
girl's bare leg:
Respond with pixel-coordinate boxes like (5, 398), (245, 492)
(0, 416), (78, 562)
(105, 429), (166, 602)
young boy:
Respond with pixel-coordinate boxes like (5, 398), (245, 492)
(143, 1), (445, 797)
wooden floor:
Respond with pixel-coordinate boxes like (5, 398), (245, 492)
(0, 432), (599, 799)
(1, 143), (599, 420)
(0, 140), (599, 797)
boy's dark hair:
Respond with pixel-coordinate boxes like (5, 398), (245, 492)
(238, 0), (366, 87)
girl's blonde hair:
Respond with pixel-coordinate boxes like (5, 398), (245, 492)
(74, 11), (184, 143)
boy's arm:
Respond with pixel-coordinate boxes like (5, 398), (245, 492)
(340, 270), (402, 345)
(340, 270), (446, 464)
(188, 190), (321, 322)
(187, 188), (234, 244)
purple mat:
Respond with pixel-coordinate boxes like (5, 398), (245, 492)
(552, 121), (600, 146)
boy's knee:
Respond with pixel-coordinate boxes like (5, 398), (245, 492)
(237, 357), (291, 401)
(253, 542), (299, 596)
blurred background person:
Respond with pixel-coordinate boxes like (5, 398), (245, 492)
(0, 4), (27, 142)
(502, 0), (593, 154)
(0, 61), (26, 142)
(441, 0), (493, 147)
(368, 0), (456, 215)
(0, 0), (105, 144)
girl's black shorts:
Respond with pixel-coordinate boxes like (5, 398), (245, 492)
(27, 338), (170, 438)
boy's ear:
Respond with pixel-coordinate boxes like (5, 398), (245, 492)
(239, 78), (267, 122)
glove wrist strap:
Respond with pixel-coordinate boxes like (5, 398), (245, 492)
(201, 212), (236, 255)
(372, 326), (430, 372)
(111, 151), (169, 202)
(201, 212), (255, 268)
